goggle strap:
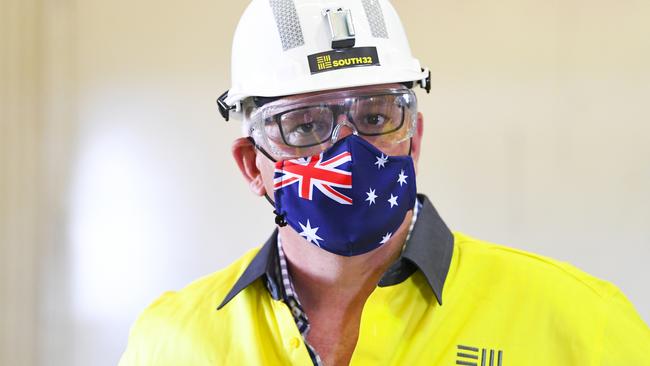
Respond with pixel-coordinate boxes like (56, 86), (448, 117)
(247, 136), (278, 163)
(217, 90), (236, 121)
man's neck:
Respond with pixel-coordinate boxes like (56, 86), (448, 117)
(279, 211), (414, 365)
(279, 210), (413, 311)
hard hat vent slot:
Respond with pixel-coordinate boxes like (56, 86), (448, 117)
(361, 0), (389, 39)
(269, 0), (306, 51)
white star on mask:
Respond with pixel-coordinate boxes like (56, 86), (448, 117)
(298, 220), (323, 246)
(380, 232), (393, 244)
(397, 170), (408, 186)
(365, 188), (378, 205)
(374, 154), (388, 169)
(388, 194), (398, 208)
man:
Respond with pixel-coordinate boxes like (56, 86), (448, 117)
(120, 1), (650, 365)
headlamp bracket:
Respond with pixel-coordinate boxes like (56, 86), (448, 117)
(323, 8), (356, 49)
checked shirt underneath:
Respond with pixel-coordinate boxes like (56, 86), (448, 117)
(270, 199), (421, 366)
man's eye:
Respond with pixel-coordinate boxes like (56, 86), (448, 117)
(284, 120), (331, 145)
(363, 114), (388, 126)
(287, 121), (328, 136)
(294, 122), (316, 134)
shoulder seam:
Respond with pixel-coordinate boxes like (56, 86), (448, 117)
(453, 232), (617, 299)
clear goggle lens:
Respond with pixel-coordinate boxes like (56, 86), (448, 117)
(244, 86), (417, 159)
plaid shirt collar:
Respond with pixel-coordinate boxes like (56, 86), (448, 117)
(218, 194), (454, 310)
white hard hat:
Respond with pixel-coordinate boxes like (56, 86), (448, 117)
(218, 0), (430, 121)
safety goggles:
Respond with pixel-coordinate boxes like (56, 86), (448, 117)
(243, 85), (418, 159)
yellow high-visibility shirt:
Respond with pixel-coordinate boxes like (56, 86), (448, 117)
(120, 198), (650, 365)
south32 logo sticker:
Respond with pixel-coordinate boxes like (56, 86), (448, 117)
(307, 47), (380, 74)
(456, 345), (503, 366)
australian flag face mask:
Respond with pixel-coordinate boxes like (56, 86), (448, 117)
(272, 135), (417, 256)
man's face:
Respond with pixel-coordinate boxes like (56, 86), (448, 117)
(232, 83), (424, 200)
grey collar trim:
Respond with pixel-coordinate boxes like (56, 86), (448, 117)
(217, 194), (453, 310)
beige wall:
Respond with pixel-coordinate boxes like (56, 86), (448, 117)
(1, 0), (648, 365)
(1, 0), (41, 364)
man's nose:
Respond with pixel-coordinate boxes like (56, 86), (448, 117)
(331, 115), (358, 143)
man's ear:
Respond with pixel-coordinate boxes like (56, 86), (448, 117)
(410, 112), (424, 168)
(232, 137), (266, 196)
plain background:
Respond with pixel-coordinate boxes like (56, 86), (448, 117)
(2, 0), (649, 365)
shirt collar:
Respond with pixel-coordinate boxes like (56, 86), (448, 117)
(217, 232), (279, 310)
(377, 194), (454, 305)
(217, 194), (454, 310)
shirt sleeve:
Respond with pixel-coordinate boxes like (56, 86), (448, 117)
(118, 291), (177, 366)
(599, 289), (650, 365)
(118, 315), (151, 366)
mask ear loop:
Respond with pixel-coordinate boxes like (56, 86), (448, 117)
(247, 136), (288, 227)
(265, 193), (288, 227)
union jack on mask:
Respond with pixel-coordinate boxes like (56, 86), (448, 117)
(273, 135), (417, 256)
